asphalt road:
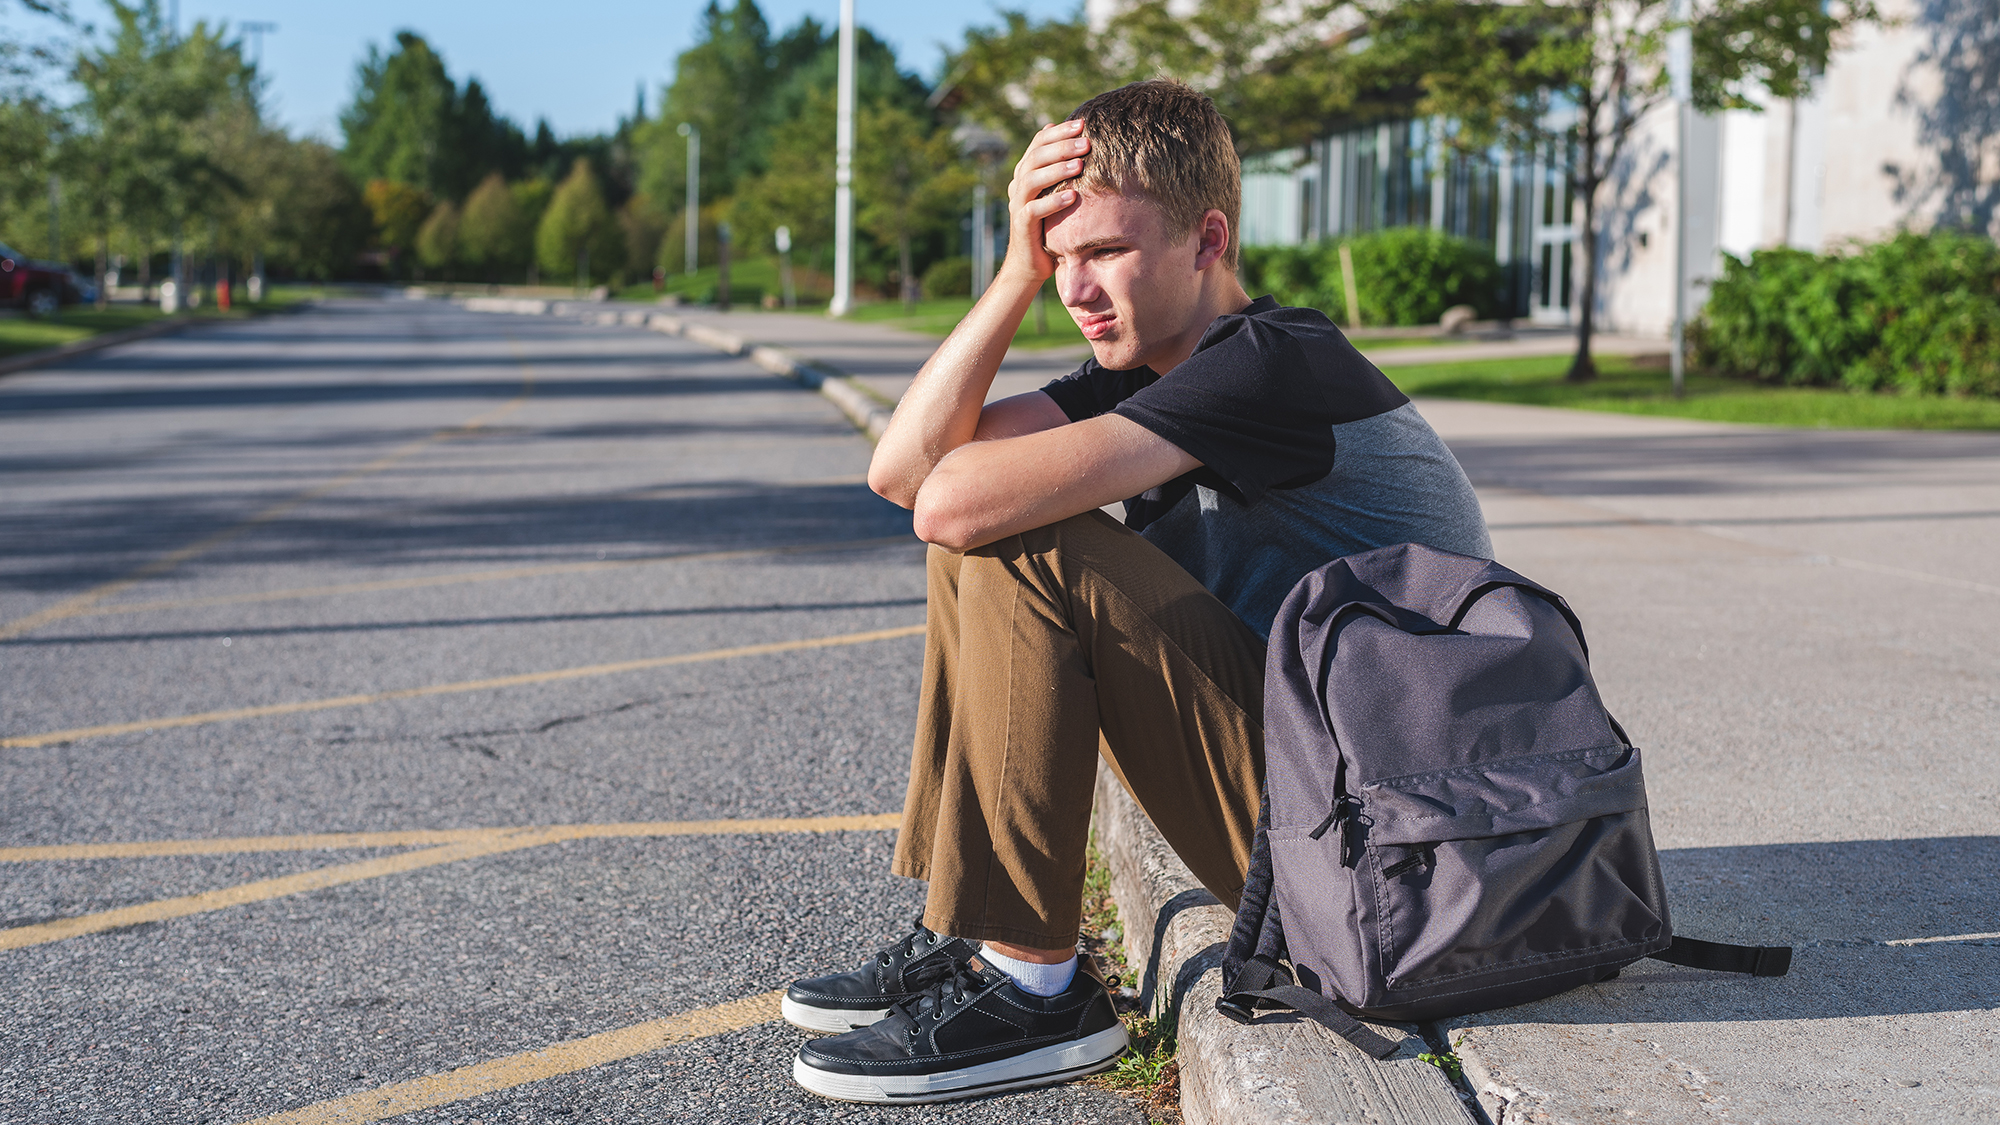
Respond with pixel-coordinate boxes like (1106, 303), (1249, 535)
(0, 299), (1145, 1125)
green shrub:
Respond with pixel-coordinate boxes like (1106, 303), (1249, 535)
(921, 256), (972, 300)
(1241, 229), (1502, 327)
(1693, 230), (2000, 397)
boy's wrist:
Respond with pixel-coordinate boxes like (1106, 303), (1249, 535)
(990, 260), (1049, 294)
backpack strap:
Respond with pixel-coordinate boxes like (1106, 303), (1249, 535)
(1649, 936), (1793, 977)
(1216, 790), (1399, 1060)
(1216, 954), (1400, 1059)
(1220, 789), (1277, 988)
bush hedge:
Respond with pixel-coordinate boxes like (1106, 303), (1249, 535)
(921, 256), (972, 300)
(1692, 230), (2000, 398)
(1240, 228), (1502, 327)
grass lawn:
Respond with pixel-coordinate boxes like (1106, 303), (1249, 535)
(834, 295), (1087, 351)
(0, 292), (317, 360)
(618, 264), (1091, 351)
(0, 306), (165, 358)
(1388, 353), (2000, 430)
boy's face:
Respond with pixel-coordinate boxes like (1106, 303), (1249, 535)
(1042, 189), (1206, 372)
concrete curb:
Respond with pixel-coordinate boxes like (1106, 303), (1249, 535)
(459, 298), (897, 441)
(0, 314), (200, 379)
(1091, 764), (1478, 1125)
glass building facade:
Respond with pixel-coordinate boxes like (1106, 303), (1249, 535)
(1240, 119), (1582, 324)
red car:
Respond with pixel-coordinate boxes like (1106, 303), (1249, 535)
(0, 241), (90, 317)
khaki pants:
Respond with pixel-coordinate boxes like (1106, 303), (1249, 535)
(891, 510), (1267, 949)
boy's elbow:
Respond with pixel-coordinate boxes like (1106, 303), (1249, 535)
(911, 490), (980, 552)
(868, 462), (916, 506)
(867, 462), (916, 509)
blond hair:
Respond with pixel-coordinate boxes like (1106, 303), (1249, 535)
(1047, 79), (1243, 268)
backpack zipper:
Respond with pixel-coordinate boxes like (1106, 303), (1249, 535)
(1380, 844), (1437, 879)
(1308, 795), (1355, 840)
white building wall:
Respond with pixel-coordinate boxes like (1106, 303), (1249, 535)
(1593, 0), (1949, 335)
(1227, 0), (1970, 334)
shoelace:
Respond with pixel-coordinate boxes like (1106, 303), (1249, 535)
(890, 958), (988, 1043)
(878, 916), (959, 992)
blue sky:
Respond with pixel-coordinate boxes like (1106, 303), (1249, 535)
(98, 1), (1079, 143)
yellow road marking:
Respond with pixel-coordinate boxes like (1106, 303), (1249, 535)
(238, 990), (784, 1125)
(0, 827), (503, 861)
(0, 367), (536, 643)
(0, 814), (898, 949)
(1885, 931), (2000, 946)
(0, 813), (902, 862)
(1, 622), (925, 749)
(61, 536), (915, 621)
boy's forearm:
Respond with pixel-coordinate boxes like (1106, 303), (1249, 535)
(867, 269), (1044, 508)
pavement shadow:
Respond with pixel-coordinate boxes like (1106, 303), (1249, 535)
(0, 370), (795, 415)
(1449, 431), (2000, 498)
(1462, 836), (2000, 1026)
(0, 479), (915, 591)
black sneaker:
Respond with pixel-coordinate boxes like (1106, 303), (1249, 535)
(782, 919), (977, 1033)
(791, 953), (1129, 1103)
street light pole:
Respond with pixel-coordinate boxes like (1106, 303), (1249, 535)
(677, 123), (700, 275)
(241, 20), (276, 65)
(242, 22), (277, 304)
(1668, 2), (1692, 399)
(830, 0), (856, 317)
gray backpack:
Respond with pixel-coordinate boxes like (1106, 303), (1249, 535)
(1218, 543), (1790, 1058)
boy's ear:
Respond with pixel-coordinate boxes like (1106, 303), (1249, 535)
(1193, 209), (1231, 271)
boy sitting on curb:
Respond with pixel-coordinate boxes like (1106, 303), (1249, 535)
(785, 78), (1491, 1104)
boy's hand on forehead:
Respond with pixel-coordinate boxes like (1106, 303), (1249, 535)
(1002, 119), (1090, 285)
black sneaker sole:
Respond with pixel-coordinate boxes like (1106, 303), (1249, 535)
(792, 1024), (1130, 1104)
(780, 995), (894, 1034)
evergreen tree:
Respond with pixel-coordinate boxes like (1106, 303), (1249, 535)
(339, 31), (528, 199)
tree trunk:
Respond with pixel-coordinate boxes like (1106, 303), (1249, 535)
(1566, 139), (1601, 383)
(899, 230), (914, 311)
(94, 233), (108, 311)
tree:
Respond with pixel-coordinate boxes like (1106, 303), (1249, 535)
(364, 178), (430, 267)
(536, 158), (618, 285)
(1351, 0), (1874, 380)
(415, 199), (460, 278)
(633, 3), (926, 222)
(946, 1), (1350, 154)
(458, 171), (530, 280)
(63, 2), (254, 295)
(339, 31), (528, 200)
(711, 16), (930, 285)
(254, 140), (370, 279)
(637, 0), (776, 215)
(854, 102), (976, 307)
(617, 192), (669, 279)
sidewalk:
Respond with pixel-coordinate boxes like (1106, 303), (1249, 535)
(471, 297), (2000, 1124)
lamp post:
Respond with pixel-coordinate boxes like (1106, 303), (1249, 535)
(829, 0), (857, 316)
(242, 22), (276, 303)
(677, 122), (700, 275)
(953, 125), (1009, 298)
(1668, 1), (1691, 399)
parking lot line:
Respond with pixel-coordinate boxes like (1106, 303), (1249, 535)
(61, 536), (916, 621)
(0, 814), (899, 950)
(1, 622), (926, 749)
(0, 366), (537, 643)
(0, 813), (904, 863)
(236, 990), (786, 1125)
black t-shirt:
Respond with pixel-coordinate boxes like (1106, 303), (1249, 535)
(1039, 295), (1409, 531)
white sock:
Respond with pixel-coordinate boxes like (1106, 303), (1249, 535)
(979, 944), (1077, 997)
